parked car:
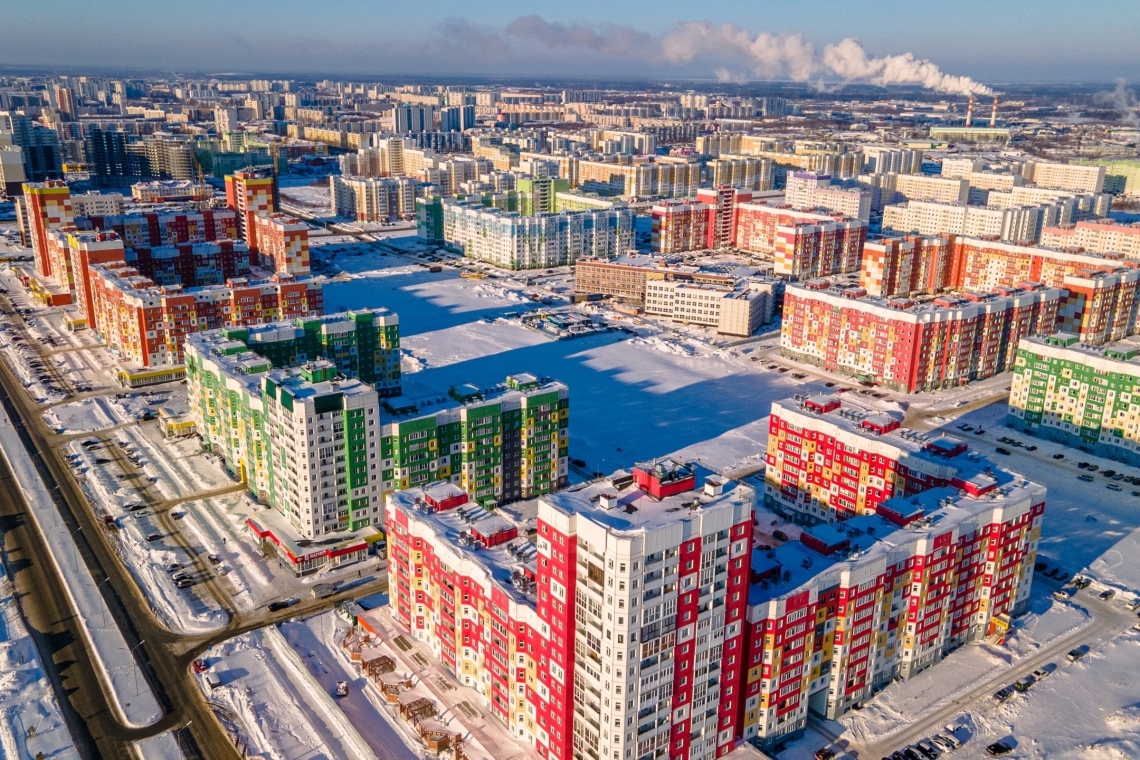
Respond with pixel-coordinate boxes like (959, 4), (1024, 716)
(914, 741), (939, 758)
(1100, 589), (1117, 600)
(192, 658), (209, 673)
(986, 742), (1013, 756)
(1087, 464), (1099, 472)
(1053, 453), (1065, 459)
(993, 687), (1012, 701)
(1103, 470), (1117, 478)
(205, 672), (221, 690)
(1032, 664), (1055, 680)
(814, 749), (836, 760)
(166, 563), (182, 573)
(145, 533), (162, 542)
(1079, 474), (1095, 482)
(268, 598), (297, 612)
(1025, 445), (1037, 451)
(1125, 599), (1140, 611)
(1052, 589), (1073, 601)
(995, 447), (1011, 455)
(208, 554), (222, 565)
(1067, 645), (1090, 661)
(1014, 675), (1036, 692)
(1108, 483), (1123, 491)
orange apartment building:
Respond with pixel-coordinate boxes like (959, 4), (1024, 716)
(251, 212), (310, 274)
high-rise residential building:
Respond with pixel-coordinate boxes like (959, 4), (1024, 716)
(780, 279), (1062, 392)
(0, 145), (27, 197)
(43, 229), (126, 313)
(386, 459), (755, 760)
(575, 157), (701, 198)
(1, 111), (62, 182)
(437, 199), (635, 270)
(84, 127), (141, 183)
(987, 186), (1111, 223)
(861, 146), (923, 175)
(1040, 219), (1140, 259)
(251, 213), (309, 274)
(888, 174), (970, 205)
(784, 172), (872, 221)
(214, 106), (240, 135)
(1008, 334), (1140, 463)
(882, 200), (1042, 243)
(331, 174), (420, 222)
(88, 263), (322, 368)
(731, 202), (866, 266)
(225, 168), (277, 248)
(22, 180), (73, 278)
(1076, 158), (1140, 197)
(1024, 161), (1105, 194)
(70, 191), (124, 217)
(742, 476), (1042, 748)
(380, 374), (568, 506)
(704, 156), (773, 191)
(859, 236), (951, 298)
(440, 105), (476, 132)
(395, 104), (435, 133)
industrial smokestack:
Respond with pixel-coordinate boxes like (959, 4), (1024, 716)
(990, 96), (998, 128)
(965, 95), (975, 128)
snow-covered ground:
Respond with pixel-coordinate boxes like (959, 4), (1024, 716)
(133, 731), (185, 760)
(42, 393), (168, 434)
(400, 319), (549, 374)
(0, 404), (162, 727)
(0, 565), (80, 760)
(196, 626), (379, 760)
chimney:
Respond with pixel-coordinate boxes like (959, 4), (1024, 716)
(965, 95), (975, 128)
(990, 96), (998, 128)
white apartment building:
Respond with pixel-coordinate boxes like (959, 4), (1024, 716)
(705, 156), (774, 191)
(440, 200), (635, 270)
(891, 174), (969, 205)
(784, 172), (872, 221)
(214, 106), (239, 134)
(939, 158), (985, 179)
(70, 191), (125, 217)
(964, 171), (1023, 203)
(263, 363), (383, 538)
(644, 278), (776, 336)
(862, 147), (923, 175)
(1025, 161), (1106, 194)
(988, 186), (1111, 225)
(882, 200), (1042, 242)
(332, 174), (420, 222)
(1040, 219), (1140, 259)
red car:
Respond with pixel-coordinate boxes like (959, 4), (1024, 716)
(815, 750), (837, 760)
(192, 659), (209, 673)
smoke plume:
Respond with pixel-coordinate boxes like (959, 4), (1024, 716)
(1094, 79), (1140, 127)
(507, 16), (991, 97)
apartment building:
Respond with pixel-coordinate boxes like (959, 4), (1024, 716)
(70, 191), (124, 217)
(1008, 334), (1140, 464)
(380, 374), (569, 507)
(386, 459), (755, 760)
(889, 174), (969, 205)
(88, 263), (322, 367)
(131, 180), (213, 204)
(251, 212), (310, 274)
(765, 394), (977, 522)
(1040, 219), (1140, 259)
(43, 229), (128, 314)
(575, 157), (701, 198)
(224, 167), (276, 247)
(645, 278), (777, 336)
(650, 188), (755, 254)
(1025, 162), (1106, 194)
(22, 180), (73, 278)
(859, 236), (951, 298)
(439, 200), (635, 270)
(732, 202), (866, 269)
(771, 221), (867, 280)
(332, 174), (420, 222)
(742, 477), (1042, 748)
(987, 186), (1111, 223)
(780, 280), (1061, 392)
(861, 147), (923, 175)
(882, 201), (1041, 243)
(705, 156), (774, 191)
(784, 173), (872, 222)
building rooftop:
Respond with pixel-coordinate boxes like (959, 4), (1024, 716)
(381, 374), (567, 425)
(542, 461), (754, 534)
(1020, 333), (1140, 373)
(791, 279), (1060, 319)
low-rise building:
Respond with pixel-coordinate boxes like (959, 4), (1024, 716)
(645, 278), (777, 336)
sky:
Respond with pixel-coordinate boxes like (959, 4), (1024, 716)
(2, 0), (1139, 86)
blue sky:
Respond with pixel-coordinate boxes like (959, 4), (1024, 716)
(2, 0), (1138, 84)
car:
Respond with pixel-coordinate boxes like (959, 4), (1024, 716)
(986, 742), (1013, 756)
(208, 554), (222, 565)
(1014, 675), (1036, 692)
(1033, 664), (1056, 680)
(174, 578), (195, 589)
(146, 533), (162, 542)
(902, 748), (921, 760)
(1108, 483), (1123, 491)
(1103, 470), (1117, 478)
(192, 658), (209, 673)
(1078, 461), (1089, 469)
(814, 749), (836, 760)
(1053, 453), (1065, 459)
(1078, 474), (1095, 482)
(993, 687), (1012, 701)
(268, 599), (297, 612)
(914, 741), (939, 758)
(937, 732), (963, 750)
(1087, 464), (1099, 472)
(1100, 589), (1117, 600)
(772, 530), (790, 541)
(1052, 589), (1073, 601)
(1025, 445), (1037, 451)
(1067, 644), (1090, 661)
(1074, 577), (1093, 589)
(1115, 473), (1127, 480)
(166, 563), (182, 573)
(995, 447), (1011, 455)
(1132, 491), (1140, 497)
(930, 736), (955, 753)
(171, 512), (185, 520)
(1126, 599), (1140, 611)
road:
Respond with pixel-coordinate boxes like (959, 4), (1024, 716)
(0, 292), (389, 758)
(814, 574), (1139, 759)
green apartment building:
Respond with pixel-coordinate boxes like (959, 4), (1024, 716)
(1008, 333), (1140, 463)
(380, 373), (570, 507)
(212, 308), (401, 396)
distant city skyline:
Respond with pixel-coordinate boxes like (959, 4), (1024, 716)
(3, 0), (1139, 86)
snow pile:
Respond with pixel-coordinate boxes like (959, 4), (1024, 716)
(42, 396), (117, 433)
(0, 567), (80, 760)
(1106, 702), (1140, 730)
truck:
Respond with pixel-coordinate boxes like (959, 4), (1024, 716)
(311, 583), (337, 599)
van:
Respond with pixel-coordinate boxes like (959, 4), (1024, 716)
(1014, 675), (1035, 692)
(1078, 474), (1094, 482)
(311, 583), (337, 599)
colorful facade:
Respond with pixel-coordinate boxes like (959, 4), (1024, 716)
(22, 180), (74, 278)
(1040, 219), (1140, 259)
(741, 480), (1043, 748)
(251, 212), (310, 275)
(225, 168), (276, 249)
(88, 262), (323, 367)
(381, 374), (569, 507)
(82, 209), (239, 249)
(1008, 334), (1140, 463)
(387, 460), (754, 760)
(780, 280), (1061, 392)
(859, 236), (951, 298)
